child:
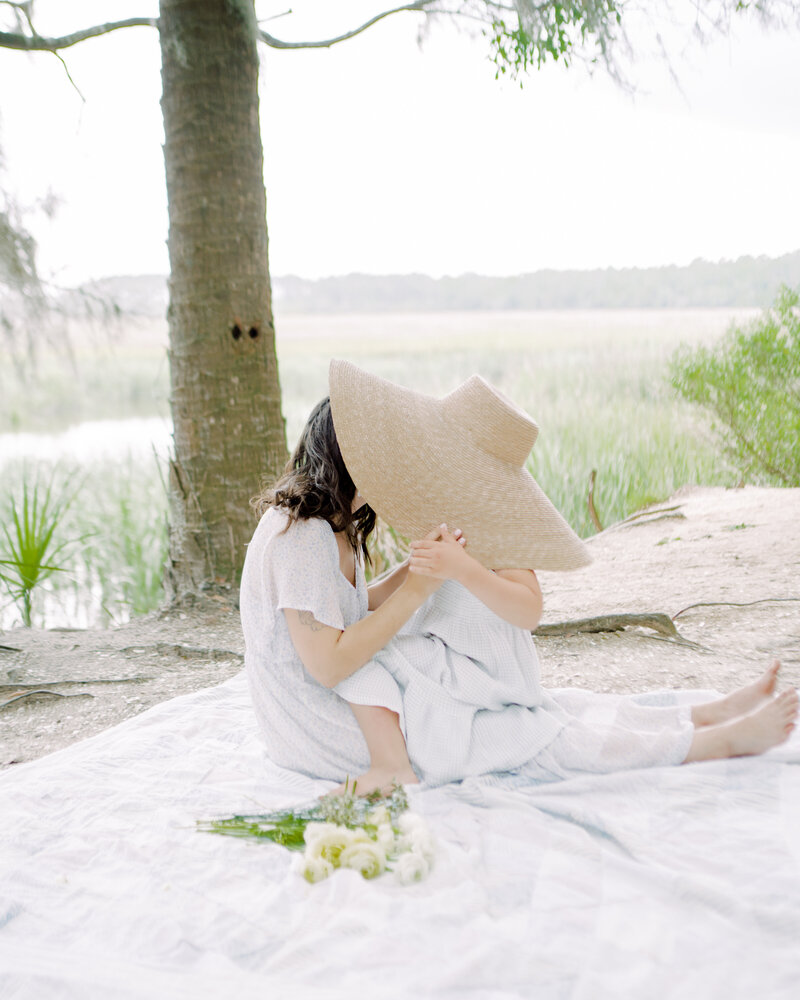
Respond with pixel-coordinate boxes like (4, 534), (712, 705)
(335, 523), (796, 794)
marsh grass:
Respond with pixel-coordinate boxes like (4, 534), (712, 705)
(0, 309), (751, 625)
(0, 316), (170, 433)
(367, 521), (411, 582)
(278, 310), (740, 537)
(67, 458), (169, 623)
(0, 455), (168, 628)
(0, 353), (170, 432)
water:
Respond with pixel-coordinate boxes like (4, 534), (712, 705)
(0, 417), (172, 469)
(0, 417), (173, 631)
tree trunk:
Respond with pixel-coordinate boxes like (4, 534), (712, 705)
(159, 0), (287, 598)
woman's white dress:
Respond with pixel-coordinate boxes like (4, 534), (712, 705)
(241, 510), (694, 786)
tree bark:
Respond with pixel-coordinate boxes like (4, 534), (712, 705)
(159, 0), (287, 598)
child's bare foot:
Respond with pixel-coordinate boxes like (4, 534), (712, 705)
(692, 660), (781, 727)
(725, 689), (798, 756)
(684, 688), (798, 762)
(332, 762), (419, 798)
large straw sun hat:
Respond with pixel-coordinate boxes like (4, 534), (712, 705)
(328, 359), (591, 571)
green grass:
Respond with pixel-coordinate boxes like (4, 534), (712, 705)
(0, 456), (168, 628)
(276, 310), (741, 537)
(0, 308), (751, 625)
(0, 316), (170, 432)
(66, 458), (169, 623)
(0, 354), (170, 432)
(0, 468), (83, 626)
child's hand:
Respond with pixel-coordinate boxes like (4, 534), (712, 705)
(408, 524), (471, 582)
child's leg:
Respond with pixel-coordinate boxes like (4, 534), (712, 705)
(683, 686), (798, 763)
(690, 659), (782, 728)
(335, 703), (419, 797)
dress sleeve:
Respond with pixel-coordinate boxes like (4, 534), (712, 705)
(266, 516), (346, 631)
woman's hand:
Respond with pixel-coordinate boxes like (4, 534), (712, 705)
(408, 524), (471, 583)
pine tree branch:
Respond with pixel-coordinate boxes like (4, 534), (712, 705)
(258, 1), (438, 49)
(0, 18), (158, 52)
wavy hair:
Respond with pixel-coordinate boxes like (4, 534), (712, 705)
(251, 396), (376, 562)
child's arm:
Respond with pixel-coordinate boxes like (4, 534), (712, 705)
(367, 529), (465, 610)
(408, 525), (543, 631)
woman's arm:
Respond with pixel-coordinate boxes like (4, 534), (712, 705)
(408, 525), (543, 631)
(367, 559), (410, 611)
(285, 571), (440, 688)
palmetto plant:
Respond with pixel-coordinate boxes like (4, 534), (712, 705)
(0, 470), (81, 627)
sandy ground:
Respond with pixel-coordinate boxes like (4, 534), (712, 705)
(1, 485), (799, 770)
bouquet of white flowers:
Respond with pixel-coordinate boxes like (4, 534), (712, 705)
(198, 783), (434, 886)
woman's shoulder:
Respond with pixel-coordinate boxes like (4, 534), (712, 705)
(257, 507), (335, 554)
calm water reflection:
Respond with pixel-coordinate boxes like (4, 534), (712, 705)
(0, 417), (172, 469)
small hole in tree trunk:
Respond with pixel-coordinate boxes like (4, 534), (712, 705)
(231, 325), (242, 340)
(248, 327), (259, 339)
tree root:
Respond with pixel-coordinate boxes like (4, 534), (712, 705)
(0, 689), (94, 710)
(536, 599), (800, 642)
(536, 612), (681, 638)
(119, 643), (243, 662)
(1, 678), (153, 688)
(672, 597), (800, 619)
(606, 504), (687, 531)
(534, 612), (704, 649)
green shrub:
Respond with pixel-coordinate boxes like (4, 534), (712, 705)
(670, 286), (800, 486)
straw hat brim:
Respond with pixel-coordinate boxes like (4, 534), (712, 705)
(329, 359), (591, 571)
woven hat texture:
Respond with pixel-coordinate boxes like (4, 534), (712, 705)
(328, 360), (590, 571)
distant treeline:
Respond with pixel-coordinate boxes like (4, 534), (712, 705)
(273, 253), (800, 312)
(72, 251), (800, 317)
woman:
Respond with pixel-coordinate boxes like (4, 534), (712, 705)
(241, 361), (797, 794)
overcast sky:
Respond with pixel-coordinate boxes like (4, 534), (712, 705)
(1, 1), (799, 286)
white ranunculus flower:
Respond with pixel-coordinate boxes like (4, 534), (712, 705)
(303, 822), (340, 847)
(347, 827), (372, 845)
(306, 826), (352, 865)
(398, 811), (427, 834)
(376, 823), (396, 853)
(368, 805), (391, 827)
(409, 829), (436, 864)
(393, 850), (430, 886)
(292, 853), (334, 884)
(397, 814), (435, 863)
(339, 840), (387, 880)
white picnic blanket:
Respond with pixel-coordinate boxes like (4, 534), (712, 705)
(1, 671), (800, 1000)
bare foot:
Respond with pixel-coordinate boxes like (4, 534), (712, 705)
(692, 660), (781, 727)
(332, 763), (419, 798)
(685, 688), (798, 762)
(725, 689), (799, 756)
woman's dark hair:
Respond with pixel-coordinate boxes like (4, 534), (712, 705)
(251, 396), (376, 562)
